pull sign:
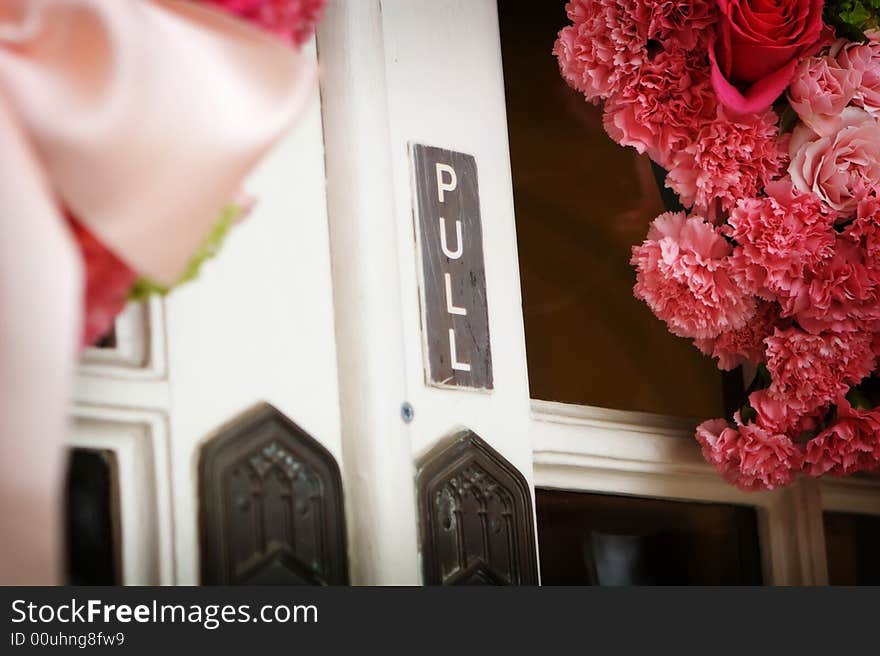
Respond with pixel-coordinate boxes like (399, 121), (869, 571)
(411, 144), (493, 391)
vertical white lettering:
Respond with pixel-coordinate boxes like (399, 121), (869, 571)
(448, 329), (471, 372)
(436, 163), (457, 202)
(445, 273), (467, 316)
(439, 217), (464, 259)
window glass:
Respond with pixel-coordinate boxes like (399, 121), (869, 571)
(66, 449), (120, 585)
(536, 489), (763, 585)
(824, 511), (880, 585)
(498, 0), (725, 418)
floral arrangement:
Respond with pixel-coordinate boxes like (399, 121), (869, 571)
(76, 0), (324, 347)
(556, 0), (880, 489)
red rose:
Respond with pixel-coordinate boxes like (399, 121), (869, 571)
(709, 0), (826, 113)
(67, 215), (138, 349)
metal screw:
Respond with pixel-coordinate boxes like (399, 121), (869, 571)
(400, 402), (415, 424)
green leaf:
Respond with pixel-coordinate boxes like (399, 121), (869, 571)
(127, 203), (242, 301)
(845, 386), (875, 410)
(739, 401), (758, 424)
(824, 0), (880, 37)
(778, 105), (800, 134)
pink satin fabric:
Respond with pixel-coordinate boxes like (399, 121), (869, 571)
(0, 0), (315, 285)
(0, 0), (315, 584)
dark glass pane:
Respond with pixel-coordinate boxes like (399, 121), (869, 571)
(498, 0), (725, 418)
(66, 449), (120, 585)
(536, 489), (763, 585)
(92, 326), (117, 349)
(824, 512), (880, 585)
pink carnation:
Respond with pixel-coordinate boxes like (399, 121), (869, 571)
(726, 178), (835, 303)
(789, 107), (880, 216)
(696, 414), (803, 491)
(633, 0), (717, 50)
(603, 48), (717, 164)
(804, 397), (880, 476)
(788, 44), (863, 137)
(764, 327), (876, 415)
(793, 237), (880, 333)
(694, 300), (783, 371)
(836, 30), (880, 117)
(665, 106), (785, 217)
(553, 0), (647, 102)
(749, 388), (823, 437)
(198, 0), (325, 46)
(631, 212), (756, 339)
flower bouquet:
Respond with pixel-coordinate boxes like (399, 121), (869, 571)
(556, 0), (880, 489)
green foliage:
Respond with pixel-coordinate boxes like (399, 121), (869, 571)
(127, 203), (242, 301)
(845, 386), (875, 410)
(825, 0), (880, 41)
(777, 105), (800, 134)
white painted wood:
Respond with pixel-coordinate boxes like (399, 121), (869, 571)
(163, 40), (343, 584)
(532, 400), (772, 504)
(820, 476), (880, 516)
(382, 0), (538, 562)
(70, 407), (174, 585)
(66, 1), (880, 588)
(381, 0), (534, 474)
(761, 480), (828, 584)
(73, 39), (343, 585)
(78, 298), (166, 377)
(531, 400), (829, 584)
(317, 0), (421, 585)
(318, 0), (540, 583)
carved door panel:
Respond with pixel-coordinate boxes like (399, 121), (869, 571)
(70, 38), (346, 585)
(316, 0), (544, 584)
(200, 404), (348, 585)
(418, 431), (538, 585)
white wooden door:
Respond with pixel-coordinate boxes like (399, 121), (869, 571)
(72, 41), (344, 586)
(318, 0), (880, 585)
(317, 0), (539, 584)
(71, 1), (880, 586)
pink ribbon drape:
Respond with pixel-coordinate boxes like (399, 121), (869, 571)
(0, 0), (315, 583)
(0, 0), (315, 284)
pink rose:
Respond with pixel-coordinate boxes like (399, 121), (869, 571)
(836, 30), (880, 117)
(709, 0), (825, 113)
(789, 108), (880, 216)
(788, 43), (863, 136)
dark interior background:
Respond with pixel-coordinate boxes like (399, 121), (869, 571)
(498, 0), (725, 419)
(536, 489), (764, 585)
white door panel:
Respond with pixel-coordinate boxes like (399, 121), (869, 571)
(73, 42), (344, 585)
(381, 0), (533, 471)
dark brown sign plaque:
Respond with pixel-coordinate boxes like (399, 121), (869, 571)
(411, 144), (493, 390)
